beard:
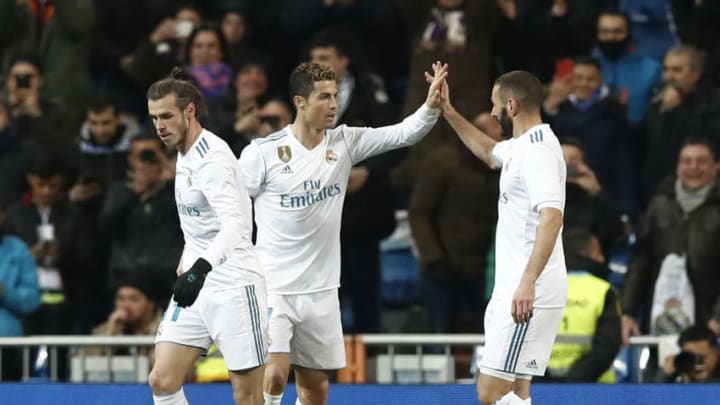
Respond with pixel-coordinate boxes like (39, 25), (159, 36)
(496, 107), (513, 139)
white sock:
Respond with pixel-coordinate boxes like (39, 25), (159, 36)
(494, 392), (531, 405)
(153, 387), (189, 405)
(263, 392), (283, 405)
(295, 398), (302, 405)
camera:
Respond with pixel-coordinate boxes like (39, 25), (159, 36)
(175, 20), (194, 38)
(674, 351), (704, 375)
(138, 149), (159, 164)
(566, 164), (580, 178)
(15, 73), (32, 89)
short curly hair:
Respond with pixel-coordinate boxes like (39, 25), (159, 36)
(288, 62), (336, 100)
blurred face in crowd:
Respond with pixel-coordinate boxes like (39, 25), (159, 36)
(115, 286), (156, 326)
(296, 80), (337, 130)
(129, 138), (165, 170)
(257, 100), (292, 137)
(87, 107), (120, 145)
(490, 85), (513, 139)
(572, 63), (603, 101)
(234, 65), (268, 102)
(663, 52), (701, 94)
(26, 174), (63, 208)
(562, 143), (584, 167)
(221, 11), (246, 43)
(681, 340), (719, 382)
(176, 7), (201, 26)
(597, 15), (629, 43)
(7, 62), (43, 95)
(148, 94), (193, 151)
(676, 143), (717, 190)
(190, 30), (224, 66)
(310, 46), (349, 78)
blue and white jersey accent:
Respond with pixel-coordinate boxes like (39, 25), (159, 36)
(239, 104), (440, 294)
(491, 124), (567, 308)
(175, 129), (262, 288)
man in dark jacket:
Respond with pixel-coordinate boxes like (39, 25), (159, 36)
(309, 28), (398, 333)
(622, 137), (720, 345)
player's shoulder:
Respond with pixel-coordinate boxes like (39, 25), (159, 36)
(253, 128), (290, 148)
(191, 129), (232, 159)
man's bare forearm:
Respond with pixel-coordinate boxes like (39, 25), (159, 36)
(524, 207), (563, 281)
(443, 105), (498, 168)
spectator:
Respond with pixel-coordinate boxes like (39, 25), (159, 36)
(185, 25), (232, 100)
(622, 138), (720, 345)
(98, 134), (182, 306)
(592, 10), (662, 125)
(306, 28), (399, 333)
(80, 274), (162, 359)
(560, 139), (625, 258)
(219, 6), (264, 70)
(205, 59), (270, 155)
(256, 99), (292, 138)
(546, 229), (621, 383)
(0, 100), (31, 208)
(544, 56), (638, 218)
(409, 137), (499, 333)
(0, 0), (95, 113)
(0, 206), (40, 381)
(642, 44), (720, 202)
(4, 56), (77, 151)
(659, 325), (720, 383)
(122, 5), (202, 91)
(672, 0), (720, 87)
(68, 97), (138, 207)
(621, 0), (680, 61)
(5, 153), (99, 335)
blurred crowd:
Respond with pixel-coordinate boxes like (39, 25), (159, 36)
(1, 0), (720, 384)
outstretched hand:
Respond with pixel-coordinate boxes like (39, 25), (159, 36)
(424, 61), (448, 109)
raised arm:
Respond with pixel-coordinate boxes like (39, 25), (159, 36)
(431, 66), (498, 168)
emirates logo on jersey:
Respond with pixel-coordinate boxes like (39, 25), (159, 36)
(277, 146), (292, 163)
(325, 149), (338, 164)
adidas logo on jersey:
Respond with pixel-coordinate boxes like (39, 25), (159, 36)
(525, 359), (538, 369)
(281, 165), (294, 174)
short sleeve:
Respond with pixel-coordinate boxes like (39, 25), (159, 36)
(491, 139), (512, 167)
(238, 142), (266, 198)
(520, 144), (564, 212)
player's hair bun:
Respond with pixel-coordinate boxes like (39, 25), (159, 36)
(170, 66), (193, 82)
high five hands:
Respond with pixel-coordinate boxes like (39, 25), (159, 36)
(424, 61), (449, 109)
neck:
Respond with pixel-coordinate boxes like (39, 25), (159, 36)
(512, 112), (543, 138)
(179, 120), (203, 154)
(290, 116), (325, 149)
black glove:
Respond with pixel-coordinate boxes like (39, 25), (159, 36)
(423, 257), (453, 286)
(173, 258), (211, 307)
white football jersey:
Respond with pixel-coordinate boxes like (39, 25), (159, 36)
(491, 124), (567, 308)
(175, 129), (262, 288)
(239, 104), (440, 294)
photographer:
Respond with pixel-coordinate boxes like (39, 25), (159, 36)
(98, 134), (182, 307)
(660, 325), (720, 383)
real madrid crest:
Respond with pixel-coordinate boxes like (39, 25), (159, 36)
(277, 146), (292, 163)
(325, 149), (338, 164)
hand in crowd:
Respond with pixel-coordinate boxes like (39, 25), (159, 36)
(551, 0), (567, 17)
(567, 161), (602, 195)
(658, 83), (683, 113)
(543, 75), (574, 113)
(150, 18), (178, 44)
(497, 0), (518, 20)
(30, 241), (59, 265)
(621, 315), (641, 346)
(347, 167), (369, 194)
(8, 86), (41, 117)
(107, 307), (130, 335)
(68, 181), (102, 203)
(234, 102), (261, 134)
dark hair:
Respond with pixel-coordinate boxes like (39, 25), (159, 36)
(563, 228), (597, 257)
(147, 67), (207, 118)
(667, 44), (707, 72)
(131, 132), (164, 149)
(309, 28), (350, 57)
(8, 54), (43, 74)
(87, 96), (119, 115)
(559, 136), (586, 153)
(184, 24), (229, 65)
(288, 62), (336, 100)
(494, 70), (544, 112)
(678, 325), (717, 347)
(573, 55), (602, 72)
(28, 152), (65, 179)
(681, 136), (717, 161)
